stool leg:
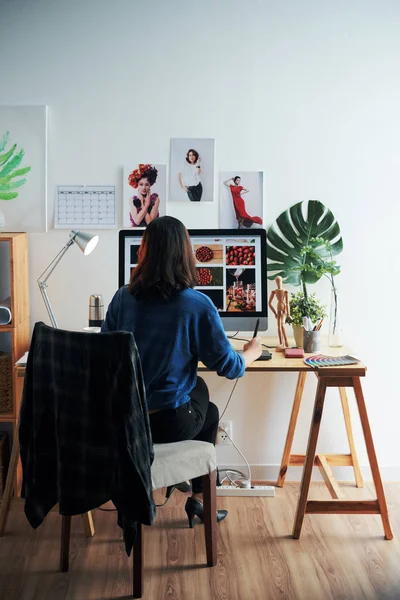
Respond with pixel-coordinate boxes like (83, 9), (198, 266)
(339, 387), (363, 488)
(81, 511), (95, 537)
(277, 372), (307, 487)
(352, 377), (393, 540)
(0, 428), (20, 537)
(293, 378), (327, 539)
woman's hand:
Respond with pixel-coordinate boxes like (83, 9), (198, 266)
(146, 194), (161, 224)
(143, 192), (151, 209)
(196, 156), (201, 174)
(242, 337), (262, 367)
(130, 195), (149, 226)
(184, 186), (189, 192)
(178, 172), (187, 191)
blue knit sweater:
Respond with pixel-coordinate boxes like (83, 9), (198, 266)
(101, 286), (245, 410)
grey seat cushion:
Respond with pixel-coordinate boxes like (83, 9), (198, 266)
(151, 440), (216, 490)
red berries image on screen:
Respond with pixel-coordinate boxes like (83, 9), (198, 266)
(195, 246), (214, 262)
(197, 268), (213, 285)
(226, 246), (255, 266)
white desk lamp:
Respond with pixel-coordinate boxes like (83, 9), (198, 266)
(37, 230), (99, 328)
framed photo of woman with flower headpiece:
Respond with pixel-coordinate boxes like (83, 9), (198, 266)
(123, 163), (167, 228)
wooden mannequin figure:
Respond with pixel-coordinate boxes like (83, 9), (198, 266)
(268, 276), (290, 351)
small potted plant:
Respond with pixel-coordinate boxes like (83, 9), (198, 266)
(287, 291), (327, 347)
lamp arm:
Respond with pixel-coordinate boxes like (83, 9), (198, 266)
(37, 239), (75, 328)
(37, 239), (74, 285)
(39, 283), (58, 328)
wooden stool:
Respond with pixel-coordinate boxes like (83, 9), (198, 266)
(277, 366), (392, 539)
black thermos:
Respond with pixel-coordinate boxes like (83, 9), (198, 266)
(89, 294), (104, 327)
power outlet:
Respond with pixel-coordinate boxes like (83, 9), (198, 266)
(217, 421), (232, 445)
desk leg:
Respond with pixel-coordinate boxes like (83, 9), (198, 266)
(339, 387), (363, 488)
(353, 377), (393, 540)
(293, 378), (327, 539)
(277, 372), (306, 487)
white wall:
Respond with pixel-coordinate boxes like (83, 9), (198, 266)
(1, 0), (400, 479)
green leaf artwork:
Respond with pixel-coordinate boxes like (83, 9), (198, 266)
(267, 200), (343, 296)
(0, 131), (31, 200)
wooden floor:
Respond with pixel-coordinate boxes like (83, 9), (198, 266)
(0, 483), (399, 600)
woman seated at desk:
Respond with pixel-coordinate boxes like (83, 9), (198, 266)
(102, 216), (262, 526)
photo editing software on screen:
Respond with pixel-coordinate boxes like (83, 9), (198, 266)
(119, 229), (267, 317)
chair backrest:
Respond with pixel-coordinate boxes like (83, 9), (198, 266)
(19, 321), (156, 553)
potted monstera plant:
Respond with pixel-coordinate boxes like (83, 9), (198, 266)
(267, 200), (343, 346)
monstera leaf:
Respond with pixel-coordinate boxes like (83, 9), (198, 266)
(0, 131), (31, 200)
(267, 200), (343, 287)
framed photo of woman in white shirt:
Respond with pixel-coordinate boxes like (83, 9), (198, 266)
(169, 138), (215, 203)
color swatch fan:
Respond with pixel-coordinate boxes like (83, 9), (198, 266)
(304, 354), (360, 367)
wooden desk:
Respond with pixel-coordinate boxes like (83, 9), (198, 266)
(8, 342), (393, 541)
(200, 339), (393, 540)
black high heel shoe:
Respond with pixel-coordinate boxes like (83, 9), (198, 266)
(166, 480), (192, 499)
(185, 496), (228, 528)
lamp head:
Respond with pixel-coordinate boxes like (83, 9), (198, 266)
(70, 230), (99, 255)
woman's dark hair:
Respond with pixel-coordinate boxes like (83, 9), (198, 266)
(186, 148), (199, 164)
(128, 164), (158, 188)
(233, 176), (241, 184)
(140, 166), (158, 186)
(129, 216), (197, 301)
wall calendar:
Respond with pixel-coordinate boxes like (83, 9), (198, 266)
(55, 185), (116, 229)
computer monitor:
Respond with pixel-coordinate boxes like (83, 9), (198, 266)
(118, 228), (268, 332)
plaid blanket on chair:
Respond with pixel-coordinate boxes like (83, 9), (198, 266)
(19, 321), (156, 555)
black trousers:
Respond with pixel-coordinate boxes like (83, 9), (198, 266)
(187, 182), (203, 202)
(149, 377), (218, 493)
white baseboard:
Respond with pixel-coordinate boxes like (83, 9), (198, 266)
(218, 463), (400, 483)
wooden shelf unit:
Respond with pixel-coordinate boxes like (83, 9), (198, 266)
(0, 232), (30, 495)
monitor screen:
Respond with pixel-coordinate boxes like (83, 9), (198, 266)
(118, 228), (268, 332)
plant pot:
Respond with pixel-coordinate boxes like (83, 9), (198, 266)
(292, 325), (304, 348)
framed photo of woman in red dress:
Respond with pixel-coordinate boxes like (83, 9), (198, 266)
(219, 171), (264, 229)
